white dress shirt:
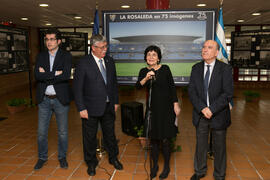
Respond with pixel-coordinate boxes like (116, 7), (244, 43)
(45, 48), (58, 95)
(204, 60), (216, 106)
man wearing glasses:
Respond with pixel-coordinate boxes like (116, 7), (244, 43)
(73, 34), (123, 176)
(34, 28), (72, 170)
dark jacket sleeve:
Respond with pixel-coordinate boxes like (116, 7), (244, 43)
(135, 68), (149, 89)
(34, 51), (72, 85)
(209, 64), (233, 115)
(73, 58), (87, 111)
(165, 65), (178, 103)
(188, 64), (207, 114)
(111, 58), (119, 105)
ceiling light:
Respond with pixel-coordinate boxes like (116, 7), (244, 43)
(90, 22), (94, 25)
(74, 16), (82, 19)
(45, 23), (52, 26)
(21, 17), (28, 21)
(252, 12), (261, 16)
(121, 5), (130, 8)
(237, 19), (244, 23)
(39, 4), (49, 7)
(197, 4), (206, 7)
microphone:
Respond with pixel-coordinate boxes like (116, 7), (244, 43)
(150, 68), (156, 81)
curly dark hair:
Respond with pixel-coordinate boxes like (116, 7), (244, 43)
(144, 45), (162, 64)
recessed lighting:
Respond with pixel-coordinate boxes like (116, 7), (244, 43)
(45, 23), (52, 26)
(121, 5), (130, 8)
(21, 17), (28, 21)
(74, 16), (82, 19)
(197, 4), (206, 7)
(39, 4), (49, 7)
(252, 12), (261, 16)
(237, 19), (244, 23)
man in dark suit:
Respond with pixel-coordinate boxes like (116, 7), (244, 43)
(34, 28), (72, 170)
(73, 34), (123, 176)
(188, 40), (233, 180)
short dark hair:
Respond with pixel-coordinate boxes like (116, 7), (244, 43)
(44, 28), (61, 40)
(144, 45), (162, 64)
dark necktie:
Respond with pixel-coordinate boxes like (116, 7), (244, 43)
(204, 65), (210, 100)
(99, 59), (107, 84)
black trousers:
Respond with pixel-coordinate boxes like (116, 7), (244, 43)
(82, 103), (119, 166)
(194, 117), (227, 180)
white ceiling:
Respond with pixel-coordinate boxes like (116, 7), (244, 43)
(0, 0), (270, 27)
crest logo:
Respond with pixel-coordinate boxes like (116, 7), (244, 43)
(110, 15), (116, 21)
(197, 12), (207, 20)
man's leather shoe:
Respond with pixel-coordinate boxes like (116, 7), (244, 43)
(59, 158), (68, 169)
(34, 159), (47, 170)
(150, 165), (158, 178)
(159, 167), (170, 179)
(87, 165), (96, 176)
(109, 159), (123, 170)
(190, 173), (205, 180)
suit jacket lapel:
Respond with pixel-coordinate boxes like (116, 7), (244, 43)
(89, 54), (100, 73)
(43, 52), (50, 72)
(104, 57), (109, 81)
(199, 61), (205, 91)
(208, 60), (219, 89)
(89, 54), (106, 84)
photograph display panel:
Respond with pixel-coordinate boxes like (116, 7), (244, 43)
(69, 38), (85, 51)
(260, 51), (270, 66)
(13, 34), (26, 50)
(0, 33), (8, 51)
(260, 36), (270, 50)
(233, 36), (252, 50)
(0, 25), (29, 74)
(14, 51), (28, 70)
(0, 52), (9, 73)
(231, 30), (270, 68)
(103, 10), (216, 85)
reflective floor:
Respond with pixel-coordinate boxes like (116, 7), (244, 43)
(0, 86), (269, 180)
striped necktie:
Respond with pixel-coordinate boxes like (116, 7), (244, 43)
(99, 59), (107, 84)
(204, 65), (210, 101)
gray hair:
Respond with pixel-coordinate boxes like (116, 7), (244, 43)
(90, 34), (107, 47)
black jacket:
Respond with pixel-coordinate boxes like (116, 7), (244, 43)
(73, 54), (119, 116)
(34, 49), (73, 105)
(188, 60), (233, 129)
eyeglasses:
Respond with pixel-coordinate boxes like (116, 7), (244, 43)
(45, 38), (57, 42)
(94, 45), (108, 50)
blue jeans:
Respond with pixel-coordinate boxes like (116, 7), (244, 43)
(37, 96), (69, 160)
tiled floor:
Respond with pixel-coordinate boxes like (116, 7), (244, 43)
(0, 87), (269, 180)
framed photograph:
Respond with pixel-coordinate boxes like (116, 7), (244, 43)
(13, 34), (26, 50)
(70, 51), (86, 65)
(0, 32), (8, 51)
(233, 51), (250, 60)
(69, 38), (85, 51)
(14, 51), (28, 70)
(260, 51), (270, 66)
(7, 56), (15, 71)
(234, 36), (252, 50)
(260, 36), (270, 50)
(0, 51), (9, 72)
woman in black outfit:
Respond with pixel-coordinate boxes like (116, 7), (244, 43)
(136, 45), (181, 179)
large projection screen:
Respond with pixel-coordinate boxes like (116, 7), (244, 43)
(103, 9), (216, 85)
